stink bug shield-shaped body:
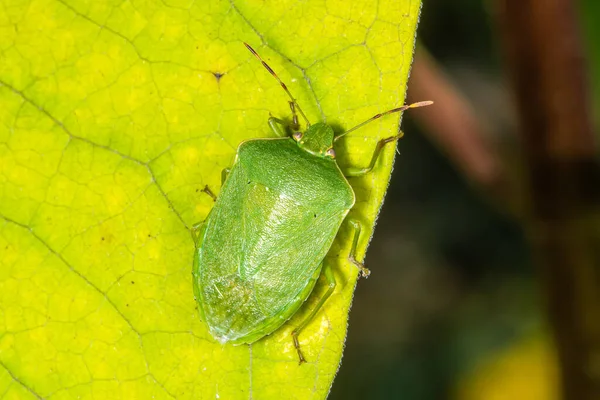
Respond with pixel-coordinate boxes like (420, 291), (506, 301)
(193, 43), (432, 364)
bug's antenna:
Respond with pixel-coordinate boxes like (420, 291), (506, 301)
(334, 100), (433, 141)
(244, 42), (311, 127)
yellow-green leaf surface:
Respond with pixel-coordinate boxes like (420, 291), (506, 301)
(0, 0), (421, 398)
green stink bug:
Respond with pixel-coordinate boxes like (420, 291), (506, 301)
(192, 43), (432, 364)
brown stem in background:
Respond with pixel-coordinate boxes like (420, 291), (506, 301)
(495, 0), (600, 399)
(408, 47), (505, 195)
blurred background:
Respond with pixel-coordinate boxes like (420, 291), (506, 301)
(330, 0), (600, 399)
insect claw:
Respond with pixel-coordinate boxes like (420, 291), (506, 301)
(349, 256), (370, 278)
(201, 185), (217, 202)
(296, 348), (307, 365)
(382, 134), (402, 145)
(292, 330), (307, 364)
(360, 267), (371, 279)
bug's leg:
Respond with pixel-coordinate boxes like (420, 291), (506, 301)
(199, 167), (230, 203)
(342, 132), (404, 177)
(201, 185), (217, 202)
(268, 101), (302, 137)
(291, 263), (336, 365)
(193, 190), (212, 240)
(268, 116), (289, 137)
(191, 221), (205, 244)
(193, 167), (229, 241)
(347, 219), (371, 278)
(221, 168), (230, 185)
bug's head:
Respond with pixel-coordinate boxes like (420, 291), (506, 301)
(293, 123), (336, 159)
(243, 43), (434, 160)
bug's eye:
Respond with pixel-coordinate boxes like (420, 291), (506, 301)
(325, 148), (336, 158)
(293, 132), (303, 141)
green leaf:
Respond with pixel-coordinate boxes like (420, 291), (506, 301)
(0, 0), (422, 398)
